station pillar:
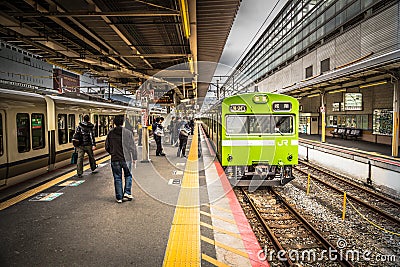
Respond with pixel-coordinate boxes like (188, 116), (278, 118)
(392, 76), (399, 157)
(321, 91), (326, 143)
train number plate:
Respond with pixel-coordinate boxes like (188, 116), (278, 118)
(230, 104), (247, 112)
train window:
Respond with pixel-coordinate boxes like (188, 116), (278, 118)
(31, 113), (45, 150)
(58, 114), (68, 145)
(108, 116), (115, 130)
(226, 115), (294, 135)
(0, 114), (3, 156)
(68, 115), (75, 143)
(226, 116), (247, 135)
(17, 113), (30, 153)
(93, 115), (99, 137)
(271, 116), (293, 134)
(99, 115), (108, 136)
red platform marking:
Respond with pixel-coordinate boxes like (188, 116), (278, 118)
(214, 162), (269, 267)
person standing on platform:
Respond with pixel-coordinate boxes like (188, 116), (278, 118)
(177, 119), (190, 158)
(173, 117), (181, 146)
(153, 117), (166, 156)
(74, 115), (97, 178)
(169, 116), (177, 145)
(136, 119), (142, 146)
(105, 115), (137, 203)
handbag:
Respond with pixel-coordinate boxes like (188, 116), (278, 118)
(71, 149), (78, 164)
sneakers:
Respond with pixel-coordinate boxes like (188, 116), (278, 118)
(116, 199), (123, 203)
(123, 193), (134, 201)
(160, 153), (166, 156)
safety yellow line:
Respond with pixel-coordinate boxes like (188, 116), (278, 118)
(202, 253), (231, 267)
(200, 221), (242, 240)
(163, 125), (201, 267)
(0, 156), (110, 211)
(201, 235), (249, 259)
(200, 210), (237, 225)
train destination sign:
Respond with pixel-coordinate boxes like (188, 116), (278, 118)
(230, 104), (247, 112)
(272, 102), (292, 111)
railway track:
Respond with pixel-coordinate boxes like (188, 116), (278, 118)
(238, 187), (354, 267)
(294, 160), (400, 226)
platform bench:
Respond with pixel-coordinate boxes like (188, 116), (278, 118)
(345, 129), (362, 140)
(330, 127), (345, 138)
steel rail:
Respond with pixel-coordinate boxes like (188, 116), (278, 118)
(294, 164), (400, 225)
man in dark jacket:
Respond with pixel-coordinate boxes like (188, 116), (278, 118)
(75, 115), (97, 177)
(105, 115), (138, 203)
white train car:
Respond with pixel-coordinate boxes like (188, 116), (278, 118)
(0, 88), (142, 188)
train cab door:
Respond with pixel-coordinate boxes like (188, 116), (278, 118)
(0, 110), (7, 186)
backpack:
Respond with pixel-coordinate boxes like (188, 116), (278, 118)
(72, 128), (83, 147)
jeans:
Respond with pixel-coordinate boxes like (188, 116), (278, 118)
(177, 135), (188, 157)
(111, 161), (133, 200)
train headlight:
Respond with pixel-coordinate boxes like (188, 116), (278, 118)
(227, 154), (233, 162)
(287, 154), (293, 161)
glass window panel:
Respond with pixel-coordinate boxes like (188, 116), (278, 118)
(32, 113), (45, 150)
(17, 113), (30, 153)
(326, 4), (336, 20)
(58, 114), (67, 145)
(68, 114), (75, 143)
(94, 115), (99, 137)
(226, 115), (294, 135)
(325, 18), (336, 34)
(346, 0), (361, 19)
(226, 116), (247, 135)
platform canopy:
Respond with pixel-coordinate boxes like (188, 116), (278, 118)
(0, 0), (240, 100)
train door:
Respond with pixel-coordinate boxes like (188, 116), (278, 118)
(0, 110), (7, 185)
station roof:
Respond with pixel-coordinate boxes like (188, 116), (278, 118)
(279, 50), (400, 98)
(0, 0), (240, 99)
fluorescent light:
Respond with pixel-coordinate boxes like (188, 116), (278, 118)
(180, 98), (190, 103)
(359, 81), (387, 89)
(328, 89), (346, 94)
(307, 93), (320, 98)
(180, 0), (190, 38)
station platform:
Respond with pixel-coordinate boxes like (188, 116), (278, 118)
(300, 133), (397, 157)
(0, 125), (267, 267)
(299, 133), (400, 196)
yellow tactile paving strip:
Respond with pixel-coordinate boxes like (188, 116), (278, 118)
(0, 156), (111, 211)
(163, 125), (201, 267)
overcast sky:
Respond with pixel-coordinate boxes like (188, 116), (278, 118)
(215, 0), (288, 77)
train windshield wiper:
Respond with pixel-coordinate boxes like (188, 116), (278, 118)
(274, 127), (284, 135)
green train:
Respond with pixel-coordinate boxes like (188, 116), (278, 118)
(201, 92), (299, 187)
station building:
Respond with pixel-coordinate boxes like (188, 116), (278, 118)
(225, 0), (400, 156)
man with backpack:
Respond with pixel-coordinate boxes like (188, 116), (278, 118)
(73, 115), (97, 177)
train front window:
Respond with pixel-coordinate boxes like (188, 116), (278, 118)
(17, 113), (30, 153)
(32, 113), (45, 149)
(226, 116), (247, 134)
(226, 115), (294, 135)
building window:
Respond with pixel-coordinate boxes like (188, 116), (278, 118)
(68, 114), (75, 143)
(305, 65), (313, 78)
(17, 113), (30, 153)
(321, 58), (330, 73)
(32, 113), (45, 150)
(58, 114), (67, 145)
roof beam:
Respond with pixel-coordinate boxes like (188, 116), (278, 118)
(7, 11), (180, 17)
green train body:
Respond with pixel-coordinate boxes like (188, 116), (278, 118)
(202, 92), (299, 187)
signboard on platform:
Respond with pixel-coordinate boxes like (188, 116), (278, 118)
(344, 93), (362, 111)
